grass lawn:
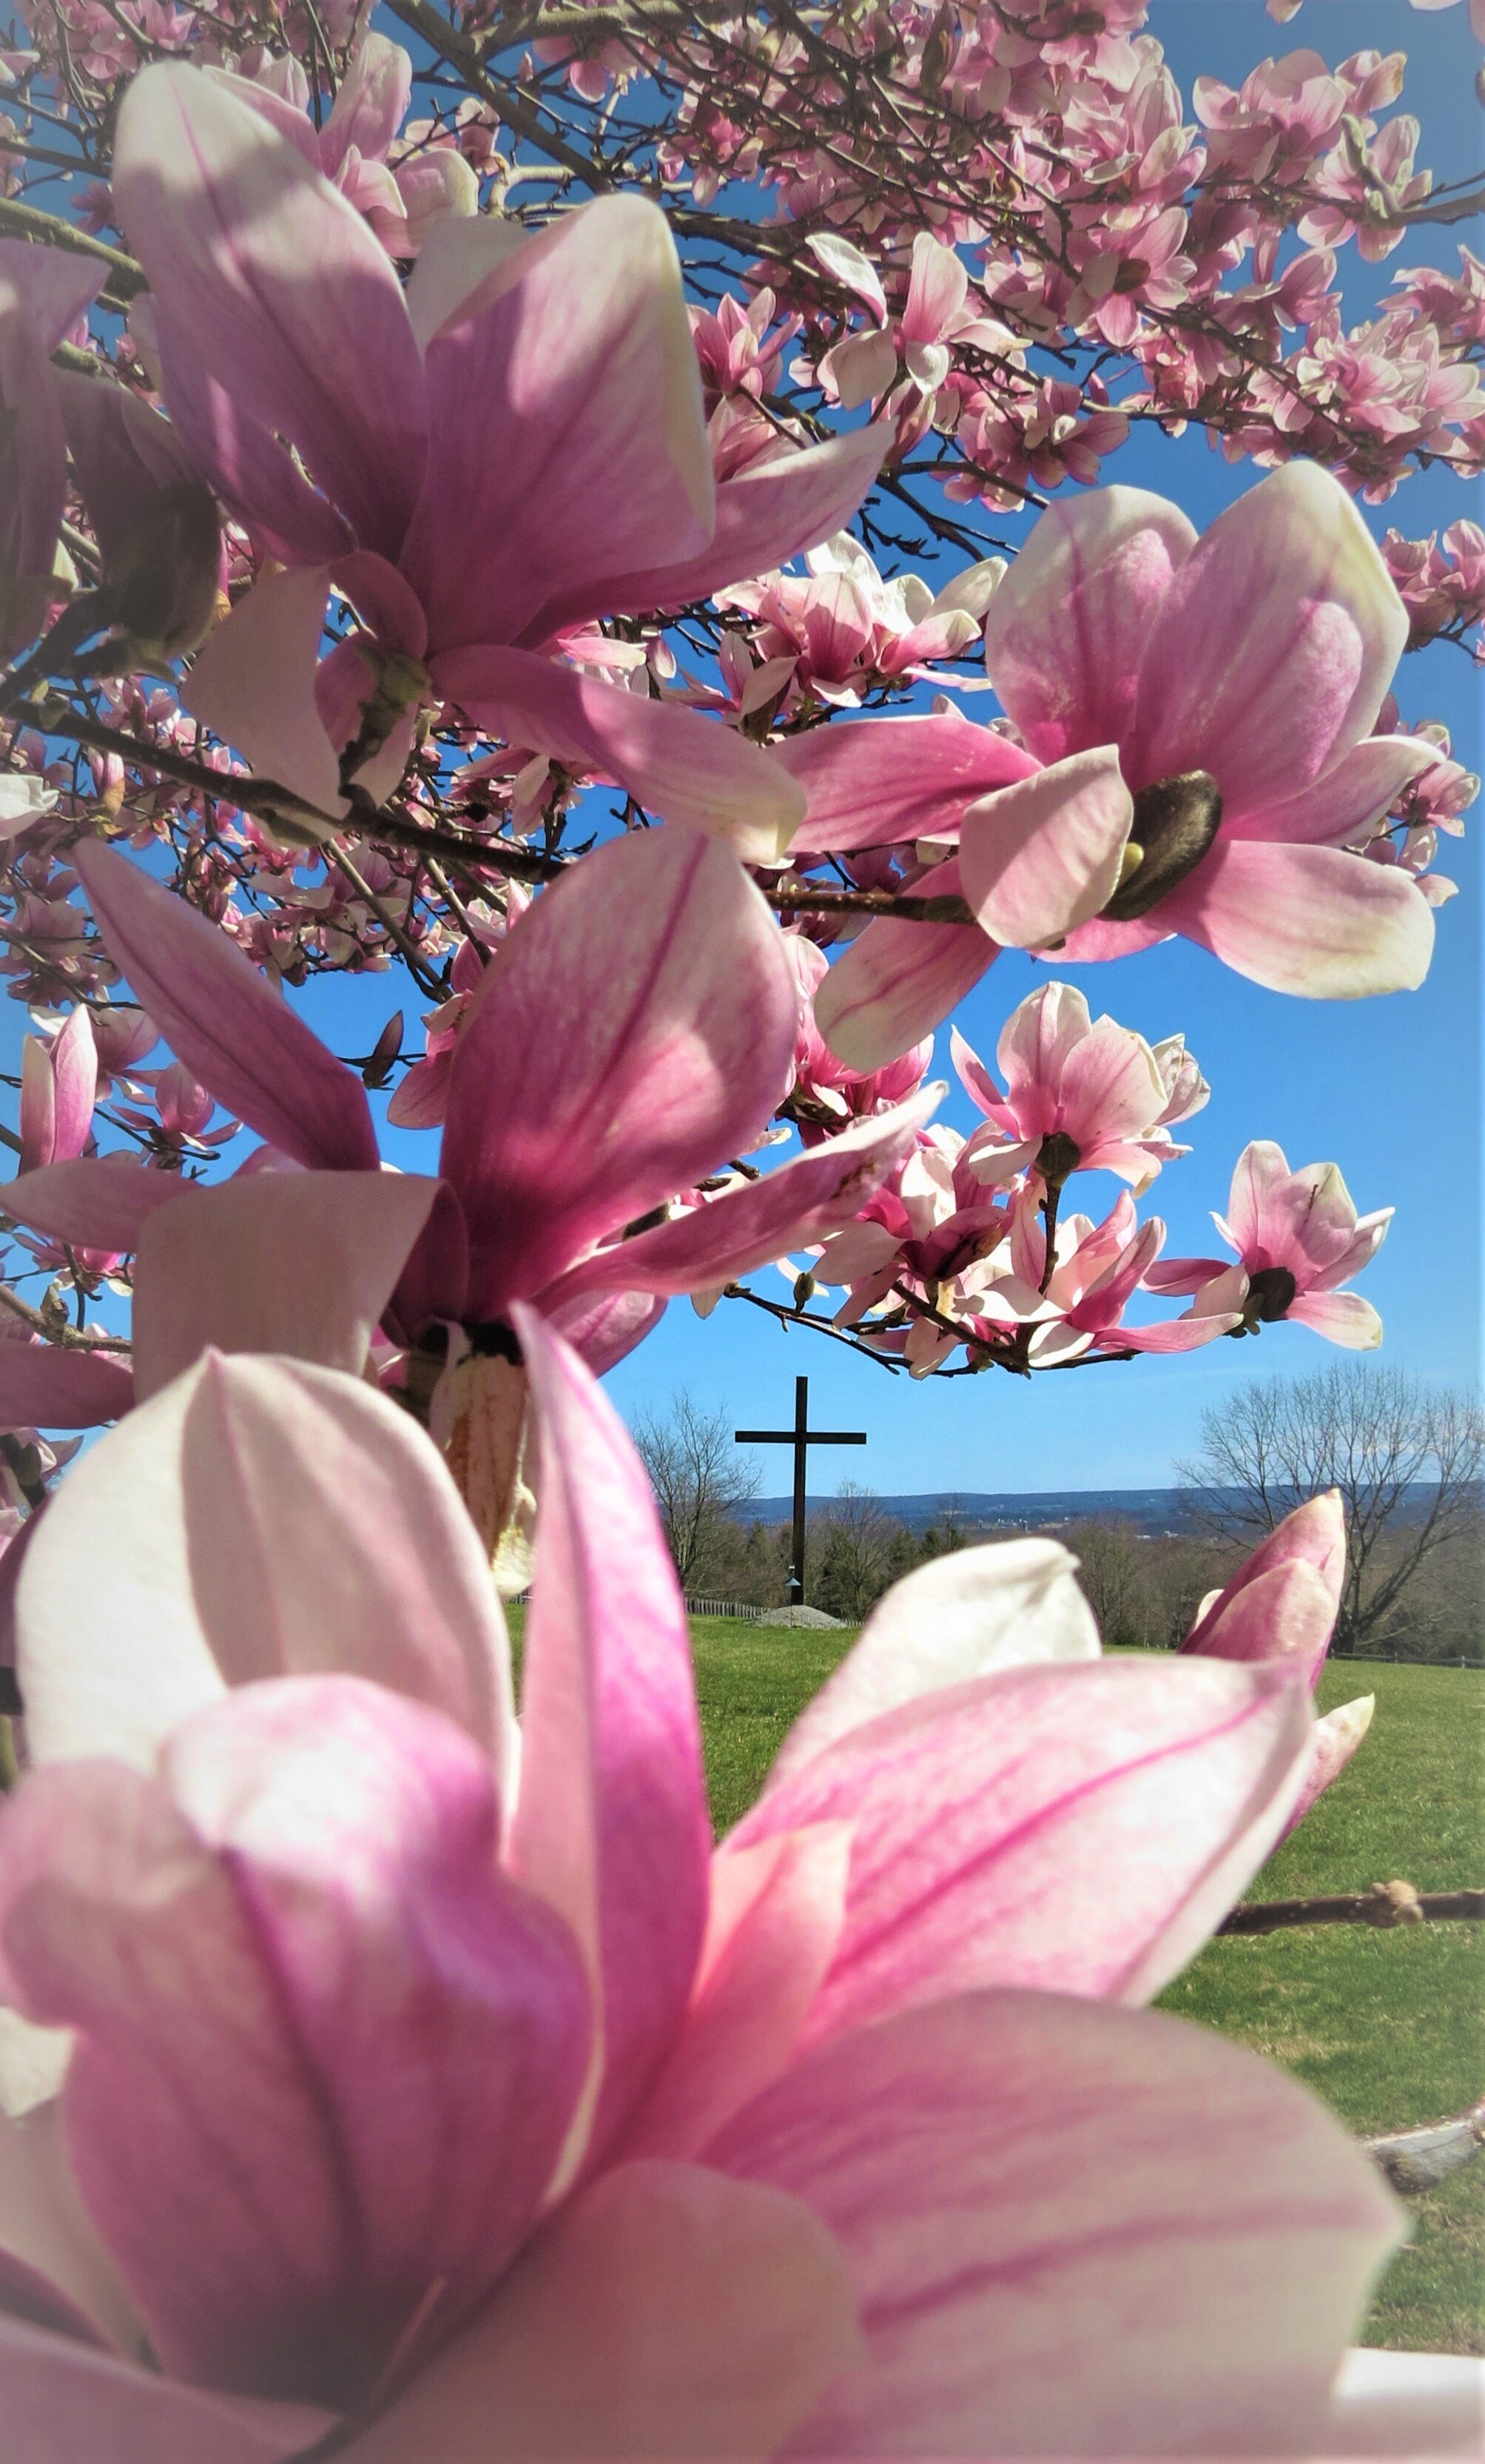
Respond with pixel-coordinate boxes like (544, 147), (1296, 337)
(516, 1611), (1485, 2353)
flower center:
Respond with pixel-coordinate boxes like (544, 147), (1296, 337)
(1036, 1131), (1081, 1185)
(1101, 771), (1224, 923)
(1244, 1265), (1298, 1327)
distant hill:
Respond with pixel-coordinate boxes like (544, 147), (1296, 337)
(747, 1488), (1208, 1535)
(744, 1485), (1481, 1537)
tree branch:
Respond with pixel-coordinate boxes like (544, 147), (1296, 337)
(0, 197), (147, 297)
(1217, 1882), (1484, 1936)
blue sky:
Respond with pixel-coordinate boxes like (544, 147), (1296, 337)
(7, 0), (1480, 1492)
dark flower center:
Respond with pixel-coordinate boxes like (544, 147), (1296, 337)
(1245, 1266), (1298, 1327)
(1036, 1131), (1082, 1184)
(1101, 771), (1224, 923)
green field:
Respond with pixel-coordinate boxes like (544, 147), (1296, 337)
(516, 1611), (1485, 2353)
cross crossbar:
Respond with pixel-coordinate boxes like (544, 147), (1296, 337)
(735, 1376), (866, 1606)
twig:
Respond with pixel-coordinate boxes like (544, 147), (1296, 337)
(1218, 1882), (1485, 1936)
(0, 1280), (133, 1352)
(0, 197), (147, 297)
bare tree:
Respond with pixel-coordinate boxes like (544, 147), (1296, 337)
(812, 1483), (900, 1621)
(1063, 1519), (1150, 1648)
(1180, 1367), (1484, 1656)
(631, 1392), (758, 1592)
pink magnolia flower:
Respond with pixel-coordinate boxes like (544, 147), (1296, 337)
(112, 64), (883, 851)
(952, 980), (1208, 1196)
(5, 835), (934, 1448)
(0, 1329), (1407, 2457)
(959, 1187), (1246, 1370)
(789, 464), (1441, 1068)
(784, 937), (935, 1140)
(213, 34), (479, 257)
(17, 1010), (95, 1177)
(812, 1127), (1011, 1352)
(718, 532), (1001, 710)
(1145, 1140), (1391, 1348)
(1179, 1491), (1375, 1839)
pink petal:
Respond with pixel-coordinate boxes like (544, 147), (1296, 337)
(393, 149), (480, 252)
(75, 845), (380, 1173)
(201, 67), (323, 167)
(510, 1308), (711, 2163)
(0, 2316), (334, 2464)
(814, 860), (996, 1074)
(1185, 1492), (1344, 1672)
(1106, 1310), (1240, 1352)
(626, 1826), (852, 2161)
(400, 195), (713, 653)
(1162, 837), (1435, 997)
(537, 427), (888, 637)
(18, 1353), (516, 1781)
(0, 2099), (144, 2354)
(981, 485), (1197, 767)
(1281, 1694), (1374, 1839)
(0, 240), (106, 355)
(775, 710), (1040, 858)
(903, 232), (969, 343)
(731, 1657), (1313, 2041)
(772, 1538), (1100, 1785)
(0, 1345), (133, 1433)
(433, 642), (804, 859)
(440, 830), (796, 1317)
(0, 1678), (590, 2410)
(113, 64), (425, 562)
(346, 2158), (860, 2463)
(1230, 733), (1435, 846)
(0, 246), (106, 642)
(4, 1157), (189, 1254)
(318, 33), (411, 173)
(1286, 1288), (1384, 1347)
(41, 1011), (96, 1168)
(132, 1171), (439, 1398)
(1182, 1561), (1339, 1690)
(710, 1989), (1399, 2457)
(183, 564), (346, 821)
(1325, 2343), (1485, 2455)
(1142, 1251), (1232, 1296)
(544, 1090), (941, 1305)
(1125, 463), (1408, 818)
(545, 1287), (669, 1378)
(958, 745), (1134, 949)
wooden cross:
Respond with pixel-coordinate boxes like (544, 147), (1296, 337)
(735, 1375), (866, 1606)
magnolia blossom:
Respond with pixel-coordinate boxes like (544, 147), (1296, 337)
(812, 1128), (1011, 1367)
(214, 33), (478, 257)
(112, 63), (883, 852)
(1145, 1140), (1391, 1349)
(716, 531), (1003, 711)
(3, 838), (936, 1487)
(0, 1330), (1414, 2458)
(785, 937), (935, 1140)
(1179, 1491), (1376, 1839)
(953, 982), (1208, 1196)
(950, 1188), (1246, 1375)
(793, 465), (1441, 1069)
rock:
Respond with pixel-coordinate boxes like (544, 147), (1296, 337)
(755, 1603), (848, 1629)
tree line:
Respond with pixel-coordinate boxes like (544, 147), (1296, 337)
(633, 1368), (1481, 1660)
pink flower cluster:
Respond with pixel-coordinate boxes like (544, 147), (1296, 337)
(0, 1332), (1412, 2458)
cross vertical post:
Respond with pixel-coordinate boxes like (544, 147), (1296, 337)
(791, 1375), (809, 1607)
(735, 1376), (866, 1606)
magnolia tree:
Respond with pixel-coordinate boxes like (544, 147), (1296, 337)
(0, 0), (1480, 2456)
